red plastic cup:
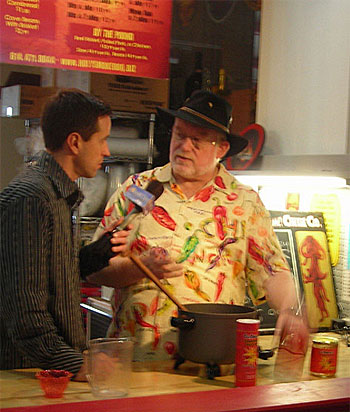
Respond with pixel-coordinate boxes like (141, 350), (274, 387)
(35, 370), (73, 398)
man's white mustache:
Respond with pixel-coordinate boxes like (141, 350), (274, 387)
(174, 152), (193, 161)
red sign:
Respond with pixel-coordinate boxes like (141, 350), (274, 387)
(1, 0), (172, 78)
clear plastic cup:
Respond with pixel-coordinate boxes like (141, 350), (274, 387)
(87, 337), (134, 398)
(273, 313), (308, 383)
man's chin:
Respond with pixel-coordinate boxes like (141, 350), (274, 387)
(172, 164), (195, 179)
(82, 170), (98, 179)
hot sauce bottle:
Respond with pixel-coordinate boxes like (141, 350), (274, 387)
(235, 319), (260, 387)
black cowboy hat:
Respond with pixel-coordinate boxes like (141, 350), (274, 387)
(156, 90), (248, 158)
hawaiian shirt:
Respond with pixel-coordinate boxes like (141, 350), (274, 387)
(93, 163), (290, 361)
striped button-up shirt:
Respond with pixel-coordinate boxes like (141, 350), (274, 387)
(0, 151), (86, 374)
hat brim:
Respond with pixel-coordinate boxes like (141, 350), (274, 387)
(156, 107), (248, 158)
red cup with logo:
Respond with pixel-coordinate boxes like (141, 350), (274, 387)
(235, 319), (260, 387)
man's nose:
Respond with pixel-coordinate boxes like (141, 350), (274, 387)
(104, 142), (111, 157)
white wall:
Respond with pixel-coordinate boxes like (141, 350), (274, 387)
(257, 0), (350, 155)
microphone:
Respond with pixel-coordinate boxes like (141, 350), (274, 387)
(111, 180), (163, 232)
(79, 180), (163, 278)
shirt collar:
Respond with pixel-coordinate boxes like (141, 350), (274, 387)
(154, 162), (235, 194)
(29, 151), (84, 207)
(153, 163), (172, 183)
(214, 163), (238, 194)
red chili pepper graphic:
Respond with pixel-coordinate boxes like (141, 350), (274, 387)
(130, 235), (149, 253)
(104, 205), (114, 217)
(153, 328), (160, 350)
(149, 295), (159, 316)
(134, 302), (147, 317)
(127, 202), (135, 215)
(248, 237), (264, 264)
(194, 185), (215, 202)
(213, 205), (227, 240)
(101, 204), (115, 227)
(215, 176), (226, 189)
(164, 341), (176, 355)
(227, 192), (238, 201)
(133, 307), (160, 350)
(152, 206), (176, 231)
(248, 236), (272, 273)
(300, 235), (330, 322)
(214, 272), (226, 302)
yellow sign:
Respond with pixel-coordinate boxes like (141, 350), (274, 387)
(310, 194), (341, 267)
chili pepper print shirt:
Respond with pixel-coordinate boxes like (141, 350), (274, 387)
(93, 163), (290, 361)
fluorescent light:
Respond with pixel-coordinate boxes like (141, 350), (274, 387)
(235, 175), (348, 189)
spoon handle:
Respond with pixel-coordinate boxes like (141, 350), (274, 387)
(128, 253), (188, 312)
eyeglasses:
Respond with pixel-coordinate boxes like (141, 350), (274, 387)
(171, 130), (217, 150)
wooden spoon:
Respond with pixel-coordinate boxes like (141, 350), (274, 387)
(128, 253), (188, 312)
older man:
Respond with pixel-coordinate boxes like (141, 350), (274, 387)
(93, 90), (309, 362)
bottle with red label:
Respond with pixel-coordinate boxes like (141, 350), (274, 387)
(235, 319), (260, 387)
(310, 336), (338, 377)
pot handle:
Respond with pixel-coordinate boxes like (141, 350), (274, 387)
(171, 316), (195, 330)
(258, 346), (274, 360)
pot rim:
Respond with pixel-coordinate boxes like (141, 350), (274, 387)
(179, 303), (257, 318)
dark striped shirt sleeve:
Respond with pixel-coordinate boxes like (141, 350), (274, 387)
(1, 155), (86, 374)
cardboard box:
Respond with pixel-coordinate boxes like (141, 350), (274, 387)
(89, 73), (169, 113)
(1, 73), (169, 117)
(1, 85), (59, 118)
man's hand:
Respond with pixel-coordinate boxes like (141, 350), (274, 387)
(140, 247), (184, 279)
(106, 218), (132, 265)
(72, 352), (88, 382)
(83, 218), (132, 283)
(103, 218), (132, 257)
(94, 246), (183, 289)
(264, 270), (309, 354)
(273, 309), (309, 355)
(72, 351), (117, 382)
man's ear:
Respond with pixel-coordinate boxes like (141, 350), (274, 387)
(217, 140), (230, 160)
(65, 132), (81, 155)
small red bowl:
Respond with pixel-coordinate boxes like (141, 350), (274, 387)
(36, 370), (73, 398)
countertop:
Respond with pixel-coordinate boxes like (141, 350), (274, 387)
(1, 333), (349, 412)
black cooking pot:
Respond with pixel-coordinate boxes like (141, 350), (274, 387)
(171, 303), (258, 365)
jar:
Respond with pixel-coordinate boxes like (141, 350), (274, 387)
(310, 336), (338, 377)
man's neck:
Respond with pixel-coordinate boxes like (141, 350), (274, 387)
(173, 165), (219, 199)
(47, 149), (77, 181)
